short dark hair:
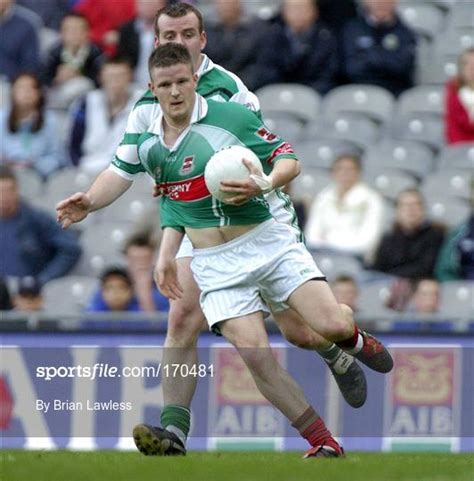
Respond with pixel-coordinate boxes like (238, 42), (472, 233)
(101, 56), (133, 70)
(148, 43), (192, 74)
(154, 2), (204, 37)
(331, 153), (362, 171)
(124, 230), (157, 253)
(0, 165), (17, 183)
(61, 12), (89, 27)
(100, 267), (132, 286)
(333, 275), (357, 286)
(396, 188), (425, 206)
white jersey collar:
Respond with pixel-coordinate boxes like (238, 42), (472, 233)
(195, 54), (215, 79)
(152, 94), (208, 150)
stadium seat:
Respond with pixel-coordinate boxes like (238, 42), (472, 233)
(16, 168), (45, 201)
(437, 143), (474, 170)
(418, 56), (457, 85)
(439, 281), (474, 317)
(421, 169), (471, 202)
(390, 115), (444, 151)
(43, 275), (98, 315)
(309, 250), (364, 282)
(434, 29), (474, 57)
(357, 279), (396, 318)
(363, 140), (435, 180)
(446, 1), (474, 29)
(322, 85), (395, 125)
(364, 168), (418, 201)
(293, 139), (362, 169)
(398, 3), (445, 40)
(263, 114), (304, 145)
(426, 197), (471, 229)
(256, 83), (321, 124)
(45, 168), (95, 203)
(397, 86), (445, 118)
(304, 115), (380, 150)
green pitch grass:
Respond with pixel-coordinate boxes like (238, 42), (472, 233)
(2, 451), (472, 481)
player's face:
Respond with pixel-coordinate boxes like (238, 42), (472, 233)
(155, 13), (207, 72)
(149, 63), (198, 125)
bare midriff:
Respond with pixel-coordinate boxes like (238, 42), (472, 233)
(186, 224), (259, 248)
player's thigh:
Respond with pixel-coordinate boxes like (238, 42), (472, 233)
(167, 256), (206, 338)
(287, 280), (351, 339)
(219, 311), (269, 349)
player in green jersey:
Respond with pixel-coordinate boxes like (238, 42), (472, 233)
(142, 43), (393, 459)
(56, 3), (369, 456)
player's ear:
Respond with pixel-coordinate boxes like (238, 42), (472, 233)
(200, 30), (207, 50)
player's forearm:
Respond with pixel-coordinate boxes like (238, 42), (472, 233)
(160, 228), (185, 260)
(87, 169), (132, 212)
(269, 158), (300, 190)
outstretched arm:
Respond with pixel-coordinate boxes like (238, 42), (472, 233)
(56, 169), (132, 228)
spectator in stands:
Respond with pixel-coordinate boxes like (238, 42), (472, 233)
(73, 0), (135, 56)
(410, 278), (440, 315)
(86, 266), (140, 312)
(265, 0), (338, 95)
(317, 0), (357, 33)
(0, 73), (65, 179)
(0, 0), (40, 81)
(69, 57), (140, 173)
(341, 0), (416, 96)
(42, 12), (103, 108)
(87, 230), (169, 312)
(116, 0), (167, 86)
(17, 0), (70, 30)
(331, 275), (359, 312)
(371, 189), (445, 280)
(203, 0), (280, 91)
(0, 277), (12, 310)
(445, 47), (474, 145)
(0, 166), (81, 285)
(435, 213), (474, 281)
(305, 153), (384, 259)
(13, 276), (44, 311)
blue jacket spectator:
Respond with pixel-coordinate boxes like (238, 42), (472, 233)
(0, 74), (66, 179)
(203, 0), (280, 92)
(0, 166), (81, 285)
(0, 0), (40, 81)
(341, 0), (417, 96)
(267, 0), (338, 95)
(17, 0), (71, 30)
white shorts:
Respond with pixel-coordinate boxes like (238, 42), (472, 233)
(176, 234), (194, 259)
(190, 219), (325, 333)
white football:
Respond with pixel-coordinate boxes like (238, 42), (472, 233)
(204, 145), (262, 203)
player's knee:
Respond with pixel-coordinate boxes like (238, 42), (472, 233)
(321, 304), (353, 341)
(167, 298), (205, 346)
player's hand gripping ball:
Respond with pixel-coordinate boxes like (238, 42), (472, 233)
(204, 145), (263, 204)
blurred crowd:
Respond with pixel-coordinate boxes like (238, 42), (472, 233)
(0, 0), (472, 326)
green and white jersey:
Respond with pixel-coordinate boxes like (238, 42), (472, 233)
(125, 95), (297, 232)
(110, 54), (301, 239)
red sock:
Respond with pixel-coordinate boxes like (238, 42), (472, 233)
(302, 418), (339, 451)
(336, 324), (360, 350)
